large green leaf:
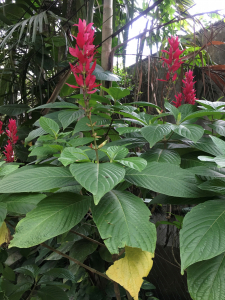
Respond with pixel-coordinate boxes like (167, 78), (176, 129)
(44, 268), (75, 282)
(10, 193), (90, 248)
(28, 102), (78, 112)
(164, 100), (179, 120)
(70, 162), (125, 204)
(92, 64), (121, 81)
(73, 115), (110, 134)
(0, 163), (20, 177)
(210, 135), (225, 155)
(125, 162), (206, 198)
(180, 200), (225, 274)
(0, 193), (46, 214)
(140, 148), (181, 165)
(25, 127), (47, 145)
(150, 194), (214, 205)
(185, 137), (223, 156)
(116, 157), (147, 172)
(116, 127), (141, 135)
(69, 239), (98, 264)
(58, 109), (84, 129)
(196, 100), (225, 110)
(59, 147), (90, 166)
(68, 137), (94, 148)
(36, 286), (69, 300)
(92, 190), (156, 254)
(208, 120), (225, 136)
(39, 117), (59, 136)
(101, 87), (130, 100)
(199, 178), (225, 193)
(129, 102), (161, 110)
(187, 253), (225, 300)
(141, 124), (172, 148)
(182, 109), (225, 122)
(171, 124), (204, 143)
(0, 104), (29, 116)
(0, 167), (75, 193)
(0, 203), (7, 227)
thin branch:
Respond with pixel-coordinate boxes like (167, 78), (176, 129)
(41, 243), (111, 281)
(69, 230), (106, 247)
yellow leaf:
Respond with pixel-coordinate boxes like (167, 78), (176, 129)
(106, 246), (154, 300)
(0, 222), (11, 248)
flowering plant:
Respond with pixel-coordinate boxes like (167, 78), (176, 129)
(0, 119), (18, 162)
(67, 19), (101, 111)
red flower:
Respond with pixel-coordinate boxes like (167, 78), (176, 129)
(67, 19), (101, 95)
(6, 119), (18, 144)
(3, 140), (14, 162)
(0, 121), (3, 135)
(159, 36), (184, 82)
(182, 70), (197, 105)
(172, 93), (183, 108)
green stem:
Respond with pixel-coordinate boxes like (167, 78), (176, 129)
(89, 116), (99, 164)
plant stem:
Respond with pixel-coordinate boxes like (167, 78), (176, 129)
(88, 115), (100, 163)
(114, 282), (121, 300)
(26, 282), (37, 300)
(126, 291), (133, 300)
(70, 229), (106, 247)
(41, 243), (111, 281)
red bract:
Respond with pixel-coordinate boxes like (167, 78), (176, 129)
(0, 121), (3, 135)
(172, 93), (183, 108)
(159, 36), (184, 82)
(3, 140), (14, 162)
(6, 119), (18, 144)
(67, 19), (101, 95)
(182, 70), (197, 105)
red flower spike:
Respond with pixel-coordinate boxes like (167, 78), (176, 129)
(0, 121), (3, 135)
(159, 36), (184, 83)
(67, 19), (101, 95)
(182, 70), (198, 105)
(172, 93), (183, 108)
(6, 119), (18, 144)
(3, 141), (14, 162)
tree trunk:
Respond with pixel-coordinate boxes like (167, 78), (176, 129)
(101, 0), (113, 71)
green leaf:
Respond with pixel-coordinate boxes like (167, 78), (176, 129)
(0, 104), (29, 116)
(196, 100), (225, 110)
(73, 115), (110, 134)
(39, 117), (59, 136)
(0, 163), (19, 177)
(44, 268), (75, 282)
(69, 239), (98, 264)
(116, 127), (141, 135)
(171, 124), (204, 143)
(164, 100), (179, 120)
(15, 265), (39, 278)
(129, 102), (161, 110)
(182, 109), (225, 122)
(187, 253), (225, 300)
(106, 146), (129, 160)
(0, 203), (7, 227)
(180, 200), (225, 274)
(90, 94), (111, 104)
(150, 194), (212, 205)
(208, 120), (225, 136)
(101, 87), (130, 100)
(141, 125), (172, 147)
(58, 147), (90, 166)
(68, 137), (94, 148)
(0, 193), (46, 214)
(92, 190), (156, 254)
(210, 135), (225, 155)
(140, 149), (181, 165)
(0, 167), (75, 193)
(125, 162), (206, 198)
(116, 157), (147, 172)
(25, 127), (47, 145)
(28, 102), (78, 112)
(178, 104), (197, 121)
(29, 146), (59, 158)
(10, 193), (90, 248)
(58, 109), (84, 129)
(92, 64), (121, 81)
(199, 178), (225, 193)
(186, 137), (223, 156)
(70, 162), (125, 204)
(36, 286), (69, 300)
